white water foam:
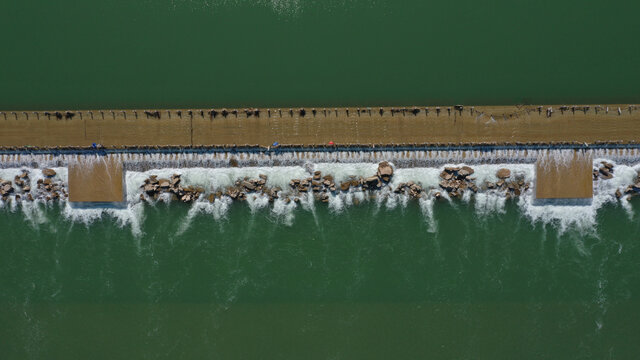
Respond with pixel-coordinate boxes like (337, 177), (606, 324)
(2, 151), (640, 236)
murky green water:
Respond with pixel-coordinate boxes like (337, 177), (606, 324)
(1, 0), (639, 110)
(1, 201), (640, 359)
(2, 1), (640, 358)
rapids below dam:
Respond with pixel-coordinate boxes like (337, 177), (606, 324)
(1, 149), (640, 358)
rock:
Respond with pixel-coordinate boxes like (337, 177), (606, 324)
(340, 182), (350, 191)
(158, 179), (170, 188)
(364, 176), (379, 186)
(42, 168), (56, 177)
(496, 180), (505, 188)
(320, 193), (329, 202)
(439, 180), (453, 192)
(444, 167), (460, 173)
(148, 175), (159, 184)
(27, 193), (33, 201)
(1, 184), (13, 194)
(313, 171), (322, 180)
(496, 168), (511, 179)
(242, 180), (256, 191)
(227, 188), (239, 199)
(440, 171), (453, 180)
(615, 189), (622, 199)
(460, 166), (474, 176)
(377, 161), (393, 181)
(599, 167), (613, 180)
(143, 183), (156, 193)
(22, 185), (30, 192)
(259, 174), (268, 180)
(394, 183), (406, 193)
(171, 175), (181, 187)
(434, 192), (441, 199)
(601, 161), (614, 170)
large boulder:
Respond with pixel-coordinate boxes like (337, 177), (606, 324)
(242, 180), (256, 191)
(599, 167), (613, 180)
(459, 166), (474, 177)
(496, 168), (511, 179)
(440, 171), (453, 180)
(158, 179), (170, 188)
(340, 182), (350, 191)
(42, 168), (56, 177)
(364, 176), (380, 187)
(377, 162), (394, 181)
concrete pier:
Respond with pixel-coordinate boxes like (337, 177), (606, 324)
(68, 157), (124, 203)
(534, 151), (593, 204)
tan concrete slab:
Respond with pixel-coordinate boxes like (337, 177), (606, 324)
(535, 151), (593, 200)
(68, 157), (124, 203)
(1, 105), (639, 147)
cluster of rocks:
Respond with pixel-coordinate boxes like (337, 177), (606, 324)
(0, 168), (67, 202)
(594, 161), (614, 180)
(483, 168), (530, 198)
(138, 162), (536, 206)
(394, 181), (426, 198)
(141, 174), (205, 203)
(227, 174), (282, 202)
(618, 169), (640, 199)
(288, 162), (395, 202)
(437, 166), (478, 198)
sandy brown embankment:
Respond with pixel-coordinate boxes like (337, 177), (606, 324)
(1, 105), (639, 148)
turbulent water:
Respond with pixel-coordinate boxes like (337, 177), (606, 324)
(1, 151), (640, 358)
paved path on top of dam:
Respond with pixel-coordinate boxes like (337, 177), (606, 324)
(1, 104), (639, 148)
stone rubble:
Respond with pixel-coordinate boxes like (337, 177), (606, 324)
(0, 169), (68, 203)
(135, 162), (532, 206)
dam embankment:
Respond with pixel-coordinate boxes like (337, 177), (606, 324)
(1, 104), (639, 149)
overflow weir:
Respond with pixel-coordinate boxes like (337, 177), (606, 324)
(1, 104), (639, 205)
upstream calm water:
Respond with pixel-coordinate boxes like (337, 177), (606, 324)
(1, 0), (639, 109)
(1, 201), (640, 359)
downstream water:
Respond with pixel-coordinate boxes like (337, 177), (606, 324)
(2, 199), (640, 359)
(2, 153), (640, 358)
(1, 0), (640, 109)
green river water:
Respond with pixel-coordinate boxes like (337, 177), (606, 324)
(1, 0), (639, 109)
(1, 201), (640, 359)
(2, 0), (640, 359)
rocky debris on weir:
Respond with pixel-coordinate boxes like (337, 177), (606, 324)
(483, 168), (529, 198)
(621, 170), (640, 200)
(436, 166), (478, 198)
(136, 162), (535, 205)
(594, 161), (614, 180)
(0, 168), (67, 202)
(140, 174), (205, 203)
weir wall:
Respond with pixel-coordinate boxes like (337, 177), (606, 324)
(1, 105), (639, 148)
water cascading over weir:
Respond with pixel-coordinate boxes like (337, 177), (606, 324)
(1, 104), (640, 206)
